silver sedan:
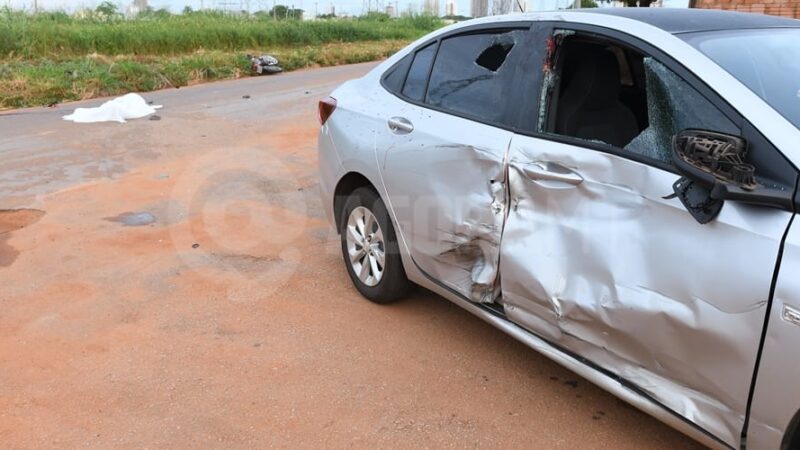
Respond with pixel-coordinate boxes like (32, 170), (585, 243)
(317, 9), (800, 450)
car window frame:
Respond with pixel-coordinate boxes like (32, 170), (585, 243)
(379, 22), (536, 131)
(525, 22), (746, 174)
(379, 21), (798, 202)
(400, 41), (438, 101)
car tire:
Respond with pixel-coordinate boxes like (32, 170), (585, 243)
(339, 187), (412, 303)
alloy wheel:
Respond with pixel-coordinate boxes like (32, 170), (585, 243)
(345, 206), (385, 287)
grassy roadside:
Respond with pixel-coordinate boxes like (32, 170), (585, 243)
(0, 40), (409, 109)
(0, 10), (441, 58)
(0, 10), (444, 109)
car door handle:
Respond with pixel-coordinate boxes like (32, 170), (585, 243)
(521, 161), (583, 186)
(388, 116), (414, 134)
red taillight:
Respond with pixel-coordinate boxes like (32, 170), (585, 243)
(318, 96), (337, 125)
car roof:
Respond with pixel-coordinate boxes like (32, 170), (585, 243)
(564, 8), (800, 34)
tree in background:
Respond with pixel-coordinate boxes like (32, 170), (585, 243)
(361, 11), (390, 21)
(268, 5), (304, 19)
(94, 1), (118, 16)
(139, 7), (172, 19)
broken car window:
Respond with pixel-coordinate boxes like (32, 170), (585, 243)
(550, 44), (640, 148)
(624, 58), (738, 163)
(402, 43), (437, 101)
(426, 31), (522, 124)
(541, 32), (738, 164)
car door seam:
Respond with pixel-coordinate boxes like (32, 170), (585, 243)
(740, 174), (800, 449)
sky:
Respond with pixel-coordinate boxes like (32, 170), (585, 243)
(6, 0), (690, 18)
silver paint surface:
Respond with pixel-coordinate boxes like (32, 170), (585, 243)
(318, 10), (800, 449)
(502, 135), (791, 448)
(747, 222), (800, 450)
(375, 98), (512, 303)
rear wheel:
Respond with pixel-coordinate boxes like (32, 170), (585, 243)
(339, 187), (411, 303)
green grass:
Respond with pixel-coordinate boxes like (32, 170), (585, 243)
(0, 9), (441, 59)
(0, 40), (411, 109)
(0, 9), (444, 109)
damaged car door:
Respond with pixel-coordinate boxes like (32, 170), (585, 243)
(500, 27), (797, 448)
(376, 28), (528, 303)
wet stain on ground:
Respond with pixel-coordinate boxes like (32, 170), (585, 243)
(105, 211), (156, 226)
(0, 208), (45, 267)
(0, 208), (45, 234)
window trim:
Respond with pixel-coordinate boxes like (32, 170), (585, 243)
(379, 22), (534, 132)
(379, 20), (797, 189)
(399, 41), (437, 101)
(421, 37), (441, 102)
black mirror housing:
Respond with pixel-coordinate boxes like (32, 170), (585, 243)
(672, 130), (756, 189)
(672, 129), (793, 211)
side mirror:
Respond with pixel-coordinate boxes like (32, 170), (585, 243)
(671, 130), (793, 223)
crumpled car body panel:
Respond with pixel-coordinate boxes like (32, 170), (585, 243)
(374, 98), (513, 303)
(501, 136), (792, 448)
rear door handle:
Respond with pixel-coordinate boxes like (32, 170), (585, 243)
(388, 116), (414, 134)
(521, 161), (583, 186)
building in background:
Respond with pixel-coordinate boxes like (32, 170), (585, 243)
(385, 3), (396, 16)
(691, 0), (799, 17)
(423, 0), (439, 15)
(126, 0), (148, 16)
(471, 0), (488, 16)
(445, 0), (458, 15)
(492, 0), (511, 14)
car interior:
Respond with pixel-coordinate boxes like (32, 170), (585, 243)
(545, 37), (650, 149)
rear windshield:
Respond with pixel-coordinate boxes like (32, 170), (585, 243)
(683, 28), (800, 131)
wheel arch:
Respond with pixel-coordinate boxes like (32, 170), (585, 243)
(333, 172), (379, 233)
(781, 408), (800, 450)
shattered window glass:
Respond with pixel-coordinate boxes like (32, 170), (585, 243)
(402, 43), (436, 101)
(537, 30), (574, 133)
(426, 31), (522, 124)
(538, 29), (739, 165)
(624, 58), (738, 163)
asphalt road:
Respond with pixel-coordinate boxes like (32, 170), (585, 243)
(0, 63), (704, 448)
